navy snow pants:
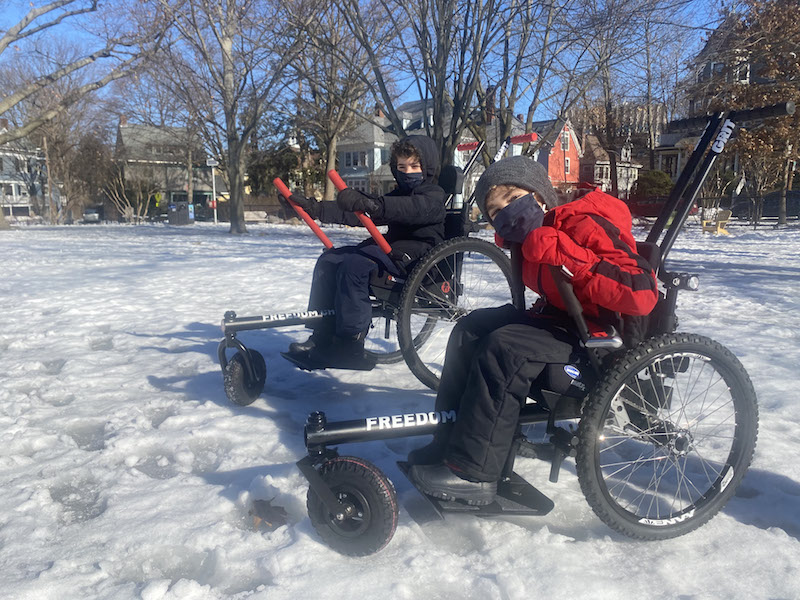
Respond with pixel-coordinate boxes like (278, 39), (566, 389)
(307, 245), (400, 338)
(435, 304), (578, 482)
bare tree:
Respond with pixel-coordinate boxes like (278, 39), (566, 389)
(292, 5), (375, 200)
(339, 0), (511, 166)
(0, 0), (167, 146)
(154, 0), (307, 234)
(112, 69), (206, 218)
(105, 164), (159, 222)
(472, 0), (613, 163)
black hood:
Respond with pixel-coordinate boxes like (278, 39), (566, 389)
(390, 135), (440, 185)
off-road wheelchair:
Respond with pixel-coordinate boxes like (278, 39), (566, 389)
(293, 102), (793, 556)
(218, 136), (536, 404)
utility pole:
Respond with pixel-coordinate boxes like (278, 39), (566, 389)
(207, 158), (219, 224)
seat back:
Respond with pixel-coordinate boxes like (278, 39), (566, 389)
(438, 165), (464, 197)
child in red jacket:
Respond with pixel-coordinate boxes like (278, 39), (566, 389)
(408, 155), (658, 506)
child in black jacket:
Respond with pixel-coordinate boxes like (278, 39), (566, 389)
(285, 135), (446, 369)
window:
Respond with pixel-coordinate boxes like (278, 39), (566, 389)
(381, 147), (389, 164)
(341, 151), (369, 168)
(0, 157), (4, 172)
(564, 157), (570, 174)
(735, 63), (750, 83)
(349, 179), (369, 192)
(561, 129), (570, 151)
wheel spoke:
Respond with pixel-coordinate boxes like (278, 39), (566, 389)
(581, 337), (757, 536)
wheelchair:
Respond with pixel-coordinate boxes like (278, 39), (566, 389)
(218, 138), (528, 404)
(294, 102), (793, 556)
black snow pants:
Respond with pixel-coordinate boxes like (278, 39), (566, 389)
(307, 244), (401, 338)
(435, 304), (578, 482)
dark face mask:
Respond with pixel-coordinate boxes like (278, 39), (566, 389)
(396, 171), (425, 193)
(492, 193), (545, 244)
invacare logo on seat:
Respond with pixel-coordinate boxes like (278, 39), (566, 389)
(366, 410), (456, 431)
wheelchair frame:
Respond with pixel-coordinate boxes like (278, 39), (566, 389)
(296, 102), (793, 556)
(218, 134), (538, 401)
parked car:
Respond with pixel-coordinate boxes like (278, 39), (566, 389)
(731, 190), (800, 220)
(82, 206), (102, 224)
(627, 196), (697, 218)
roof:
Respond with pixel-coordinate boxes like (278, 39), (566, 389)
(116, 124), (203, 162)
(528, 118), (568, 146)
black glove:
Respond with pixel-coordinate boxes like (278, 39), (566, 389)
(336, 188), (381, 215)
(282, 192), (320, 219)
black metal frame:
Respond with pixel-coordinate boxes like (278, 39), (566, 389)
(217, 141), (492, 379)
(296, 101), (795, 517)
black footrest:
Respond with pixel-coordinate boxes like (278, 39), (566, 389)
(398, 461), (554, 517)
(280, 351), (376, 372)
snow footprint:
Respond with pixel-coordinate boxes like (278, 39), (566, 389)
(66, 421), (106, 452)
(130, 449), (179, 480)
(49, 479), (107, 524)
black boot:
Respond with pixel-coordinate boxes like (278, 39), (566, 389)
(288, 328), (332, 354)
(407, 429), (452, 465)
(309, 331), (376, 370)
(409, 463), (497, 506)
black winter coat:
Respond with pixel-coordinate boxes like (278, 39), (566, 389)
(318, 135), (446, 266)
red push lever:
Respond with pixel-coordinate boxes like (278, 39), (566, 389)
(327, 170), (393, 255)
(273, 178), (334, 249)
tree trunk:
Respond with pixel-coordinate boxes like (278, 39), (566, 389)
(324, 136), (338, 201)
(779, 154), (791, 226)
(0, 203), (9, 229)
(43, 136), (56, 224)
(227, 141), (247, 234)
(778, 143), (793, 226)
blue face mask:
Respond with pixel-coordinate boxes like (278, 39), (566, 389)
(492, 193), (544, 244)
(396, 171), (425, 193)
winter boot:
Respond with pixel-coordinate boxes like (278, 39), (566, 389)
(407, 428), (453, 465)
(309, 330), (376, 370)
(288, 326), (333, 355)
(409, 463), (497, 506)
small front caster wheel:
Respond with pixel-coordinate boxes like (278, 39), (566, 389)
(223, 349), (266, 406)
(307, 456), (398, 556)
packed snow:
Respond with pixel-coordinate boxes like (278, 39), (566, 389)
(1, 219), (799, 600)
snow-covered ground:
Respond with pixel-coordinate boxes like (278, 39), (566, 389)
(1, 220), (799, 600)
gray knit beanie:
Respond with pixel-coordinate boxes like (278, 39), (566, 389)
(474, 156), (559, 223)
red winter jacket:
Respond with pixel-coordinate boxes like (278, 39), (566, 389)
(506, 190), (658, 320)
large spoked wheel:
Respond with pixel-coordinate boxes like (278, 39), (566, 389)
(576, 333), (758, 539)
(397, 237), (519, 390)
(223, 349), (266, 406)
(307, 456), (398, 556)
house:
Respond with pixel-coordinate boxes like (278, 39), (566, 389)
(653, 128), (700, 182)
(685, 13), (765, 117)
(528, 119), (582, 192)
(114, 118), (223, 219)
(337, 103), (583, 207)
(0, 118), (46, 219)
(336, 110), (398, 195)
(580, 134), (643, 198)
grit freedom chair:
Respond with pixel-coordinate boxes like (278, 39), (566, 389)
(218, 134), (537, 405)
(295, 102), (794, 556)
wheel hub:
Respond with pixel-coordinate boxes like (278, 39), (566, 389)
(667, 429), (693, 456)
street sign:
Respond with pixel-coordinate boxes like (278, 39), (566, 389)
(206, 158), (219, 167)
